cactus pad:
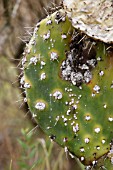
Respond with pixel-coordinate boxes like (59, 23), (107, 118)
(63, 0), (113, 44)
(21, 9), (113, 167)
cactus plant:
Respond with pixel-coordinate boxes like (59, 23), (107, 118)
(20, 4), (113, 169)
(63, 0), (113, 44)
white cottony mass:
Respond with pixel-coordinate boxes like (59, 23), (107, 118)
(63, 0), (113, 43)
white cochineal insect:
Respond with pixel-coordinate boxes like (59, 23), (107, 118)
(63, 0), (113, 43)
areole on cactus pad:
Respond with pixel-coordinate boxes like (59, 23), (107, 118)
(21, 8), (113, 169)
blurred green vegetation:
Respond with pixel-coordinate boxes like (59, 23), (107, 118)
(17, 128), (84, 170)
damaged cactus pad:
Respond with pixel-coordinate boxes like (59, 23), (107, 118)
(20, 9), (113, 169)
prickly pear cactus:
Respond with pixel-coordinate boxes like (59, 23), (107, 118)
(63, 0), (113, 44)
(20, 8), (113, 169)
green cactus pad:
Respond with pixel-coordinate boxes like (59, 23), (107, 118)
(21, 9), (113, 167)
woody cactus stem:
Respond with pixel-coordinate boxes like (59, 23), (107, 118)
(21, 9), (113, 169)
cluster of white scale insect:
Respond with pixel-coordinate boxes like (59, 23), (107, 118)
(60, 30), (97, 86)
(61, 50), (97, 86)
